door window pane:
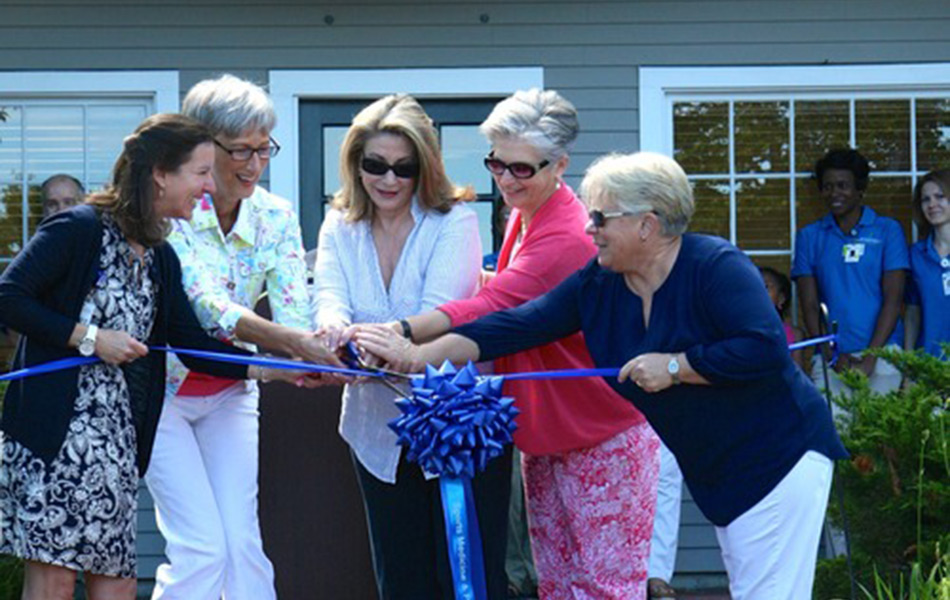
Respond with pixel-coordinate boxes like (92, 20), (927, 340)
(736, 178), (790, 249)
(674, 102), (729, 175)
(734, 102), (789, 174)
(0, 101), (151, 260)
(916, 98), (950, 171)
(469, 200), (493, 260)
(441, 125), (491, 195)
(856, 100), (911, 172)
(322, 126), (348, 199)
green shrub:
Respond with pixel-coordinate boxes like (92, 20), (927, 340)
(817, 345), (949, 598)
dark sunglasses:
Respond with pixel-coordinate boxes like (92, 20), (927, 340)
(214, 138), (280, 161)
(588, 209), (640, 228)
(483, 154), (550, 179)
(360, 157), (419, 179)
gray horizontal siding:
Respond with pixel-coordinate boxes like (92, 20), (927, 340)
(135, 481), (162, 596)
(2, 0), (948, 590)
(3, 1), (947, 181)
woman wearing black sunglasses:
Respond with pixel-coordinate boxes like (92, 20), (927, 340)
(311, 94), (508, 599)
(351, 89), (658, 600)
(359, 152), (848, 600)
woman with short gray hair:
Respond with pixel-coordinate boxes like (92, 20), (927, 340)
(350, 91), (658, 599)
(144, 74), (340, 600)
(360, 151), (848, 600)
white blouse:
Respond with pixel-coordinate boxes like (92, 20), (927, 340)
(312, 198), (481, 483)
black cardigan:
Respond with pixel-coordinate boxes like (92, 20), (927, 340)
(0, 205), (250, 476)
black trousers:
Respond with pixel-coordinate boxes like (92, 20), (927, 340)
(352, 445), (513, 600)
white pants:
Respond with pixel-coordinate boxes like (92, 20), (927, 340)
(715, 451), (833, 600)
(144, 382), (276, 600)
(647, 440), (682, 583)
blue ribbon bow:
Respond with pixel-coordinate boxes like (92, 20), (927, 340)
(388, 361), (518, 600)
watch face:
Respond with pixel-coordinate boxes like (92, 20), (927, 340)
(79, 340), (94, 356)
(668, 357), (680, 374)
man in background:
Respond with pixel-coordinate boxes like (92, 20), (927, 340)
(40, 173), (84, 218)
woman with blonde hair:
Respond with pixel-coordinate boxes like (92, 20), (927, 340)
(312, 94), (510, 599)
(351, 90), (657, 599)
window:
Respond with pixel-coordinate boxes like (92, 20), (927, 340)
(640, 64), (950, 275)
(0, 71), (178, 264)
(0, 101), (150, 258)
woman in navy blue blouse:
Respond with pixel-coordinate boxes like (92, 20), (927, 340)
(0, 114), (314, 600)
(357, 151), (848, 600)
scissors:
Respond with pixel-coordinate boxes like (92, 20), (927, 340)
(344, 341), (412, 398)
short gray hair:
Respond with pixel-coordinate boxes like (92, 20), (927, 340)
(581, 152), (695, 236)
(182, 74), (276, 138)
(479, 88), (579, 161)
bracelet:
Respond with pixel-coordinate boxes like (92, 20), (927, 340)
(399, 318), (414, 342)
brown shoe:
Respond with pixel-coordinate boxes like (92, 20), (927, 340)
(648, 577), (677, 599)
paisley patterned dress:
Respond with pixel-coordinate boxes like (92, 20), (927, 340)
(0, 217), (156, 577)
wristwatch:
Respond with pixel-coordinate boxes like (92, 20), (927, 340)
(78, 324), (99, 357)
(667, 354), (681, 385)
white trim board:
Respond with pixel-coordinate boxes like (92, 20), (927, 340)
(0, 71), (179, 113)
(639, 63), (950, 155)
(268, 67), (544, 210)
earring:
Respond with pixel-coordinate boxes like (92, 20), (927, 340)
(158, 187), (165, 198)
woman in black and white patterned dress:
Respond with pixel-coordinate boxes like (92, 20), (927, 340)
(0, 114), (315, 600)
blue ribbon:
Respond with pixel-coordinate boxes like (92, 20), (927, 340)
(0, 346), (374, 383)
(439, 477), (488, 600)
(0, 356), (99, 382)
(0, 333), (839, 599)
(388, 361), (516, 600)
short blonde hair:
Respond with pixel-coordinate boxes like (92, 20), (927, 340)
(581, 152), (694, 236)
(332, 94), (473, 222)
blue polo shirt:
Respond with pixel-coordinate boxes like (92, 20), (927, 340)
(792, 207), (909, 354)
(906, 236), (950, 358)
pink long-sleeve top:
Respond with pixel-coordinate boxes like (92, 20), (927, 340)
(439, 183), (646, 456)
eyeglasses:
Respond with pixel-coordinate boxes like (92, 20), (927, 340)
(360, 157), (420, 179)
(483, 154), (550, 179)
(588, 209), (640, 228)
(214, 138), (281, 161)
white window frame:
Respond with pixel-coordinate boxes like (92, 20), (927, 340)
(0, 71), (178, 112)
(268, 67), (544, 211)
(0, 71), (179, 260)
(639, 63), (950, 155)
(639, 63), (950, 251)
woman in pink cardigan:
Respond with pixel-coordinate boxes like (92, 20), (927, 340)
(357, 89), (659, 600)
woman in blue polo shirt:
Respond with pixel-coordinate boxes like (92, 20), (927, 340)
(905, 169), (950, 358)
(792, 148), (908, 395)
